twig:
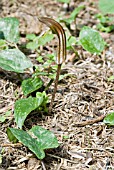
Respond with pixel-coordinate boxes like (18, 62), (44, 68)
(83, 147), (114, 152)
(1, 143), (22, 147)
(74, 114), (105, 127)
(41, 161), (47, 170)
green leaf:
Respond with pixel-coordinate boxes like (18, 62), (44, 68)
(38, 33), (54, 46)
(30, 126), (59, 150)
(79, 26), (105, 54)
(34, 71), (48, 76)
(97, 23), (114, 33)
(14, 96), (42, 129)
(0, 17), (20, 43)
(98, 0), (114, 14)
(103, 112), (114, 125)
(0, 49), (33, 73)
(22, 77), (43, 96)
(107, 76), (114, 81)
(0, 39), (8, 50)
(95, 13), (113, 24)
(26, 32), (54, 50)
(6, 128), (18, 143)
(59, 73), (69, 80)
(66, 36), (76, 49)
(61, 6), (84, 25)
(70, 6), (85, 19)
(26, 41), (39, 50)
(0, 111), (11, 123)
(0, 116), (6, 123)
(8, 128), (45, 159)
(63, 135), (69, 139)
(36, 91), (48, 112)
(26, 33), (36, 40)
(57, 0), (70, 3)
(36, 56), (44, 63)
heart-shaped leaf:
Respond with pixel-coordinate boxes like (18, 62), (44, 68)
(79, 26), (105, 54)
(14, 93), (48, 129)
(30, 126), (59, 150)
(7, 128), (45, 159)
(0, 17), (20, 43)
(7, 127), (59, 159)
(14, 96), (42, 129)
(0, 49), (33, 73)
(21, 77), (43, 96)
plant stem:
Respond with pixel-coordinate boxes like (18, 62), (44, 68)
(49, 64), (61, 113)
(38, 17), (66, 113)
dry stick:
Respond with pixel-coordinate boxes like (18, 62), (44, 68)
(1, 143), (22, 147)
(41, 161), (47, 170)
(38, 17), (66, 113)
(74, 114), (105, 127)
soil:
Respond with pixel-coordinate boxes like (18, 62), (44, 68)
(0, 0), (114, 169)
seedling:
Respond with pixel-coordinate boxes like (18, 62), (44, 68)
(39, 17), (66, 113)
(0, 17), (105, 120)
(60, 5), (85, 32)
(96, 13), (114, 33)
(98, 0), (114, 33)
(26, 31), (54, 51)
(0, 16), (107, 161)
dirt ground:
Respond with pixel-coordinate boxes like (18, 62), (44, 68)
(0, 0), (114, 169)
